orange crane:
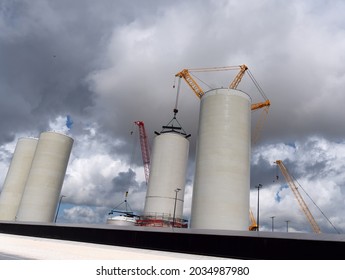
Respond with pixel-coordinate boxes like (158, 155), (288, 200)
(175, 64), (270, 144)
(134, 121), (150, 185)
(275, 160), (321, 234)
(175, 64), (270, 111)
(249, 209), (258, 231)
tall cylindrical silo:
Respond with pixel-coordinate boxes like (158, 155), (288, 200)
(16, 131), (73, 223)
(143, 132), (189, 225)
(190, 88), (251, 230)
(0, 138), (38, 221)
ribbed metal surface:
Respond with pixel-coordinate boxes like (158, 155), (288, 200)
(0, 138), (38, 221)
(16, 132), (73, 223)
(143, 132), (189, 220)
(191, 88), (251, 230)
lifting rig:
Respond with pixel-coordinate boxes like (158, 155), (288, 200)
(275, 160), (321, 234)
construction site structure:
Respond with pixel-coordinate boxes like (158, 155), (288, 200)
(16, 131), (74, 223)
(275, 160), (321, 234)
(175, 64), (270, 111)
(136, 213), (188, 228)
(190, 88), (251, 230)
(175, 65), (270, 145)
(175, 64), (270, 231)
(134, 116), (190, 228)
(0, 138), (38, 221)
(140, 132), (189, 227)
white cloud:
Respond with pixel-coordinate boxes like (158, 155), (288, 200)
(182, 183), (193, 220)
(48, 115), (70, 134)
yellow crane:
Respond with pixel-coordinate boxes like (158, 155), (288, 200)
(275, 160), (321, 234)
(175, 64), (270, 144)
(249, 209), (258, 231)
(174, 64), (271, 111)
(175, 65), (270, 228)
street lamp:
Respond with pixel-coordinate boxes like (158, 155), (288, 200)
(54, 195), (66, 223)
(270, 216), (275, 232)
(173, 188), (181, 227)
(255, 184), (262, 231)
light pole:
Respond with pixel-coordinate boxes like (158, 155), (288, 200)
(286, 220), (290, 232)
(173, 188), (181, 227)
(270, 216), (275, 232)
(255, 184), (262, 231)
(54, 195), (66, 223)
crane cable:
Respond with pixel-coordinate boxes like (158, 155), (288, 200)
(108, 192), (134, 215)
(247, 70), (268, 101)
(190, 72), (213, 91)
(174, 76), (181, 112)
(247, 69), (270, 144)
(286, 168), (341, 234)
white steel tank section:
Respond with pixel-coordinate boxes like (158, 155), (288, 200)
(143, 132), (189, 221)
(16, 131), (73, 223)
(0, 138), (38, 221)
(190, 88), (251, 230)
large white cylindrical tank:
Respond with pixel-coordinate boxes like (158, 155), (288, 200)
(0, 138), (38, 221)
(143, 132), (189, 221)
(16, 131), (73, 223)
(190, 88), (251, 230)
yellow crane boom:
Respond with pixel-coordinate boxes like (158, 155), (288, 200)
(175, 69), (204, 99)
(275, 160), (321, 234)
(229, 64), (248, 89)
(251, 99), (271, 111)
(249, 209), (258, 231)
(175, 64), (270, 111)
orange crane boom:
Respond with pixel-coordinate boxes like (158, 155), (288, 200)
(174, 69), (204, 99)
(249, 209), (258, 231)
(134, 121), (150, 185)
(175, 64), (270, 111)
(275, 160), (321, 234)
(251, 99), (271, 111)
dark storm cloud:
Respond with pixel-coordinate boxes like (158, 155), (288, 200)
(0, 0), (102, 142)
(251, 142), (330, 190)
(0, 0), (172, 145)
(250, 155), (277, 188)
(2, 0), (345, 155)
(85, 0), (345, 170)
(112, 168), (139, 193)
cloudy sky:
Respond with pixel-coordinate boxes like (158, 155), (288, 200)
(1, 0), (345, 234)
